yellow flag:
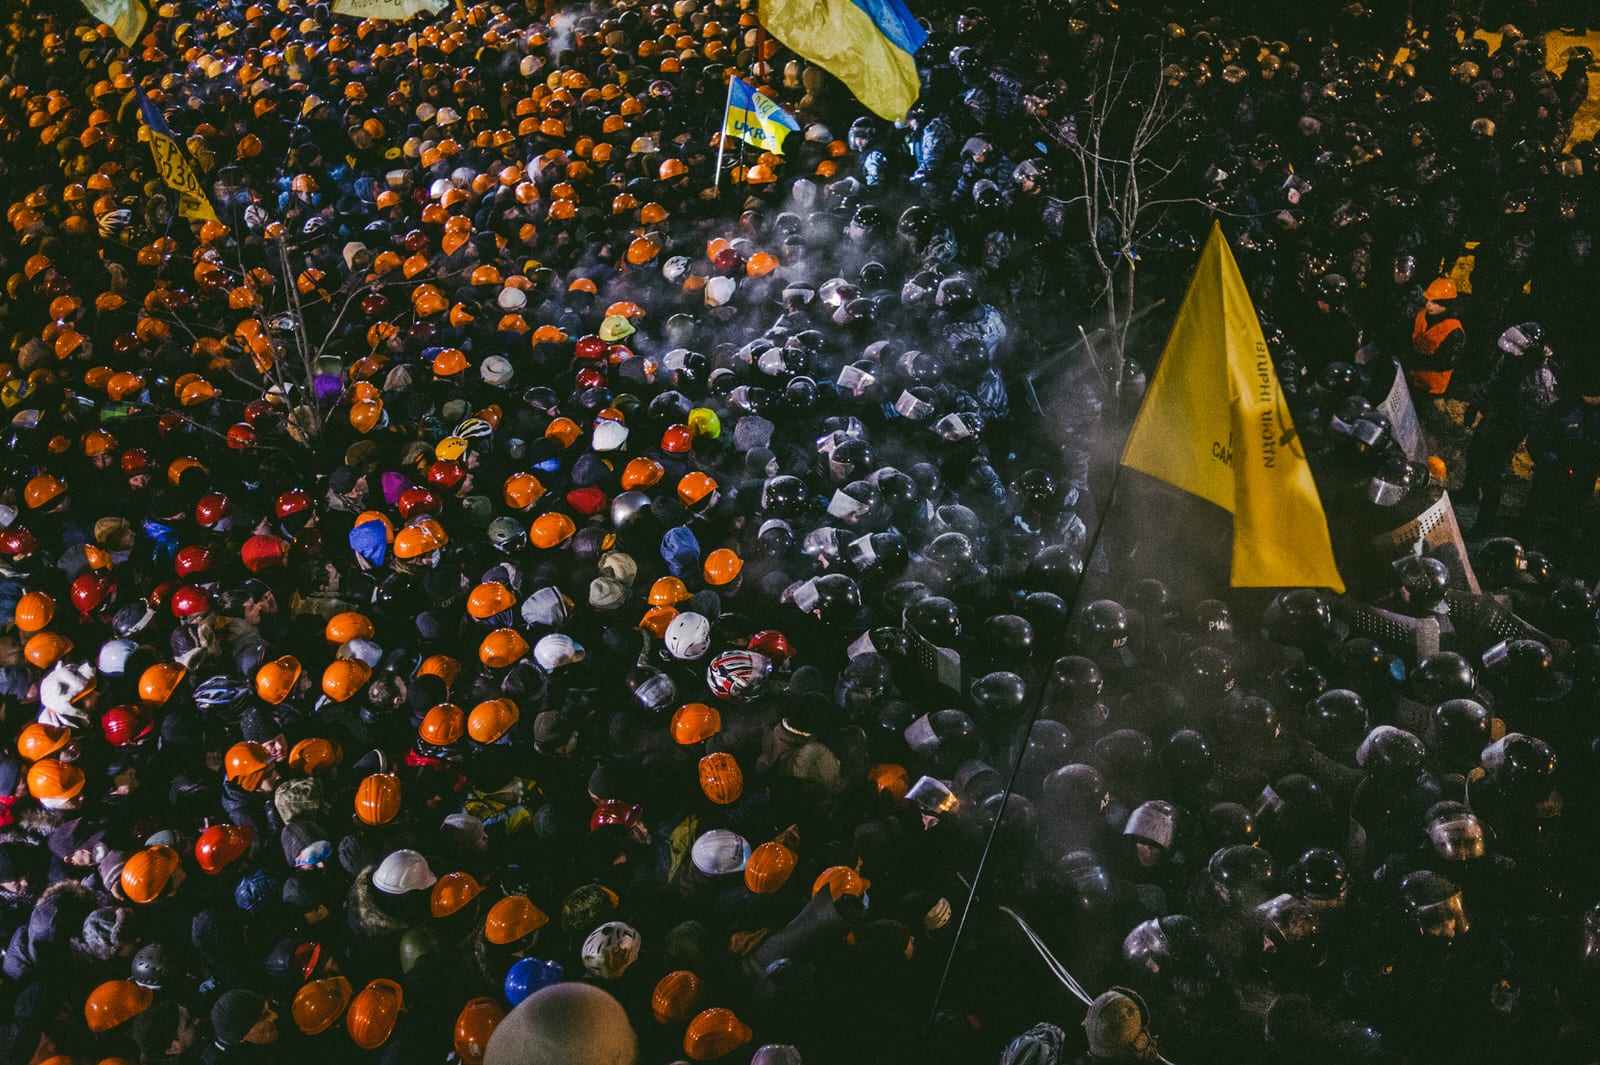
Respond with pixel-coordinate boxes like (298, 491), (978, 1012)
(330, 0), (448, 19)
(1121, 222), (1343, 592)
(80, 0), (147, 47)
(136, 91), (218, 222)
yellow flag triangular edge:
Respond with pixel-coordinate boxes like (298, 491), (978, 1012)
(1121, 222), (1343, 592)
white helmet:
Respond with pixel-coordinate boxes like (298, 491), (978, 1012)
(534, 633), (585, 672)
(581, 921), (642, 979)
(97, 638), (138, 677)
(373, 848), (437, 895)
(690, 829), (750, 876)
(704, 275), (737, 308)
(662, 255), (691, 284)
(592, 419), (629, 452)
(497, 286), (528, 311)
(665, 611), (712, 661)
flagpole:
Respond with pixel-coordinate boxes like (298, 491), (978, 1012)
(928, 457), (1128, 1022)
(713, 74), (736, 196)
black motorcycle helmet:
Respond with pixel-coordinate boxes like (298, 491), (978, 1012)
(1264, 589), (1334, 648)
(1355, 725), (1427, 785)
(761, 474), (809, 517)
(935, 276), (979, 317)
(1427, 698), (1491, 770)
(1395, 555), (1450, 613)
(1304, 688), (1368, 752)
(1476, 537), (1527, 588)
(808, 572), (862, 625)
(1409, 651), (1477, 703)
(970, 669), (1029, 719)
(1074, 600), (1130, 656)
(905, 594), (962, 646)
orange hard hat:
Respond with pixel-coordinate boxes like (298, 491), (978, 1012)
(677, 471), (718, 506)
(649, 576), (691, 606)
(292, 975), (353, 1035)
(27, 758), (85, 801)
(698, 752), (743, 805)
(651, 970), (703, 1024)
(545, 416), (582, 447)
(355, 773), (402, 825)
(467, 581), (516, 620)
(138, 662), (186, 706)
(417, 654), (462, 690)
(322, 659), (373, 703)
(684, 1007), (753, 1060)
(1423, 277), (1458, 301)
(288, 737), (343, 776)
(453, 997), (505, 1065)
(347, 979), (404, 1050)
(430, 869), (483, 917)
(25, 474), (67, 510)
(670, 703), (721, 745)
(530, 512), (577, 549)
(468, 697), (520, 742)
(84, 979), (154, 1033)
(419, 703), (466, 746)
(225, 741), (273, 791)
(121, 845), (182, 904)
(639, 605), (680, 639)
(623, 457), (665, 490)
(13, 590), (55, 632)
(478, 629), (530, 670)
(744, 841), (798, 894)
(484, 894), (548, 944)
(17, 722), (71, 761)
(503, 471), (547, 510)
(812, 864), (871, 899)
(703, 548), (744, 586)
(255, 655), (302, 704)
(325, 610), (375, 643)
(626, 235), (662, 265)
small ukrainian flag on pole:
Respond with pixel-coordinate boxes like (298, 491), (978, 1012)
(721, 77), (801, 156)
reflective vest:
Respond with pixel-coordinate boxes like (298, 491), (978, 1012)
(1408, 309), (1463, 395)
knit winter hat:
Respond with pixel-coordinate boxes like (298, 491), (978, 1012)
(79, 906), (134, 960)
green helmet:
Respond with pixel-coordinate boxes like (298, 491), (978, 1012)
(398, 925), (444, 975)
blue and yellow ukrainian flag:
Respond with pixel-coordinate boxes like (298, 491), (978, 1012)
(760, 0), (927, 122)
(723, 77), (801, 155)
(136, 90), (219, 222)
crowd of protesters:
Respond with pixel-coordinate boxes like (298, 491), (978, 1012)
(5, 0), (1600, 1063)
